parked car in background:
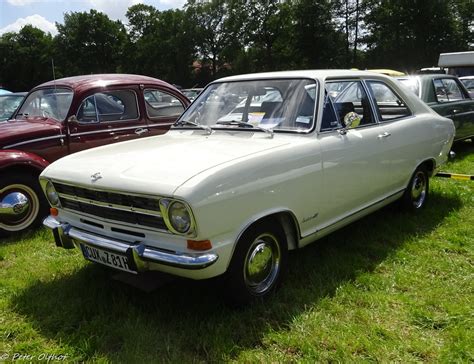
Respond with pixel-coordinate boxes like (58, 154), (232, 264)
(398, 74), (474, 141)
(0, 92), (27, 122)
(181, 88), (203, 101)
(41, 70), (454, 304)
(0, 74), (189, 236)
(460, 76), (474, 96)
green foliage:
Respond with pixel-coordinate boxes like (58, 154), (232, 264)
(363, 0), (473, 71)
(0, 0), (472, 90)
(0, 26), (53, 91)
(53, 10), (127, 77)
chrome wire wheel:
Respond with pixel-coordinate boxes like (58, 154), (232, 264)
(0, 183), (40, 232)
(410, 170), (427, 209)
(243, 232), (281, 295)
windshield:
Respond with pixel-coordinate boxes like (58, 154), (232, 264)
(16, 88), (73, 121)
(176, 79), (317, 132)
(0, 94), (25, 121)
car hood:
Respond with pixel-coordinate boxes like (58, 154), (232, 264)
(0, 118), (62, 148)
(42, 130), (291, 196)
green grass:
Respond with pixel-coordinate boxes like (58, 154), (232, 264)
(1, 140), (473, 363)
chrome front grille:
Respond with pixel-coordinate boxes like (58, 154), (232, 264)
(53, 182), (167, 231)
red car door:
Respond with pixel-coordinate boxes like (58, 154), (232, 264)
(67, 86), (149, 154)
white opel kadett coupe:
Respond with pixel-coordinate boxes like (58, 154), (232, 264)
(41, 70), (455, 304)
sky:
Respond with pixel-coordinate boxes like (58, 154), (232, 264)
(0, 0), (186, 36)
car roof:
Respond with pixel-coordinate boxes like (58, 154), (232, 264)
(34, 74), (174, 92)
(398, 74), (458, 80)
(215, 69), (394, 83)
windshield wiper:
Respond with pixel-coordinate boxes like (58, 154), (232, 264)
(174, 119), (213, 135)
(215, 120), (274, 138)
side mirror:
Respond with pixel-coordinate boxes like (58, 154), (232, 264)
(339, 111), (361, 135)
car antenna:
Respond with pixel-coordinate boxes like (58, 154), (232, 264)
(51, 58), (57, 92)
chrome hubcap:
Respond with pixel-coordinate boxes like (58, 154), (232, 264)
(411, 171), (427, 208)
(0, 184), (39, 231)
(243, 233), (281, 295)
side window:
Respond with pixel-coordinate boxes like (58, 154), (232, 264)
(77, 90), (138, 123)
(367, 81), (411, 121)
(326, 80), (374, 127)
(439, 78), (464, 102)
(320, 93), (339, 131)
(144, 89), (184, 118)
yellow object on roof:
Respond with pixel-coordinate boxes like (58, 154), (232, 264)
(368, 69), (406, 76)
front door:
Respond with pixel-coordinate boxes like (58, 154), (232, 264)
(68, 87), (148, 154)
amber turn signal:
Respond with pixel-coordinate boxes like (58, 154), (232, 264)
(50, 207), (59, 216)
(187, 239), (212, 251)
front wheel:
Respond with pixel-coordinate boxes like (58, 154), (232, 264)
(401, 165), (429, 211)
(0, 173), (48, 237)
(225, 220), (288, 305)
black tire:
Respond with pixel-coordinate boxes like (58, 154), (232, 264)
(225, 220), (288, 306)
(0, 172), (48, 236)
(401, 165), (429, 211)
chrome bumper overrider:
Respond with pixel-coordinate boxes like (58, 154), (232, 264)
(43, 216), (218, 271)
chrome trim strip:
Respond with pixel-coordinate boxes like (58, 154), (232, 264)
(50, 179), (165, 201)
(70, 125), (147, 137)
(3, 134), (66, 149)
(301, 189), (405, 239)
(43, 217), (218, 270)
(59, 206), (169, 234)
(58, 193), (162, 217)
(146, 122), (175, 127)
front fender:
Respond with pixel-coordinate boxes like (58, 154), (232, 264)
(0, 149), (50, 172)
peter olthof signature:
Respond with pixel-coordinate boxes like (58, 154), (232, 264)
(0, 352), (68, 362)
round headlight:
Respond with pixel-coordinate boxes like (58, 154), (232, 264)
(168, 201), (191, 233)
(45, 181), (60, 206)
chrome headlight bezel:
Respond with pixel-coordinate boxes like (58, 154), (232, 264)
(159, 198), (196, 236)
(42, 179), (61, 207)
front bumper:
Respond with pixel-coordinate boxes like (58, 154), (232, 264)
(43, 216), (219, 272)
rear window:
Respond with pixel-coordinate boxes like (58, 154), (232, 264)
(367, 81), (411, 121)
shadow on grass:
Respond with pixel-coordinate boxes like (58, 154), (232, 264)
(450, 139), (473, 161)
(10, 191), (463, 362)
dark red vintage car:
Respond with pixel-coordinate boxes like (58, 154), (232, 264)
(0, 74), (189, 235)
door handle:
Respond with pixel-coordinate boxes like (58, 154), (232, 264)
(377, 132), (391, 139)
(451, 109), (460, 114)
(135, 128), (149, 136)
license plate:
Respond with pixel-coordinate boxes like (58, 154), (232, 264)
(80, 243), (136, 274)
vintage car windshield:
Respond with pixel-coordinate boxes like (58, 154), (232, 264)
(0, 94), (25, 121)
(16, 88), (73, 121)
(176, 79), (317, 132)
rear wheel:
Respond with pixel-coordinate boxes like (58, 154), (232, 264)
(225, 220), (288, 305)
(0, 173), (47, 237)
(401, 165), (429, 211)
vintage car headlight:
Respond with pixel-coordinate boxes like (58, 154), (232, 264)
(168, 201), (191, 233)
(45, 180), (60, 207)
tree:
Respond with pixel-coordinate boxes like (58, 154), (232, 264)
(363, 0), (472, 71)
(0, 25), (53, 91)
(292, 0), (347, 69)
(53, 10), (127, 76)
(123, 4), (196, 86)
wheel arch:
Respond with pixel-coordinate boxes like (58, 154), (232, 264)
(234, 209), (301, 252)
(419, 158), (436, 177)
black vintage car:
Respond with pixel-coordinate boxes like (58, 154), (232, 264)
(398, 74), (474, 141)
